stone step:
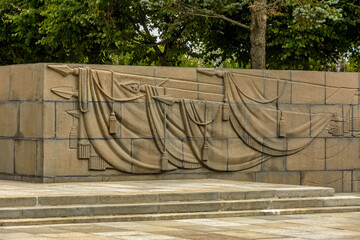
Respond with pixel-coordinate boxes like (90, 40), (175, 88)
(1, 195), (359, 220)
(1, 206), (360, 226)
(0, 187), (335, 208)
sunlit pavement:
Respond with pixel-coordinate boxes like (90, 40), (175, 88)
(1, 212), (360, 240)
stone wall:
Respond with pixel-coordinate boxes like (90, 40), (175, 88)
(0, 63), (359, 193)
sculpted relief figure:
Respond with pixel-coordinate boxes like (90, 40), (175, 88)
(49, 65), (359, 174)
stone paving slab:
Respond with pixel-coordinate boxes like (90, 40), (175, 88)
(0, 179), (334, 197)
(0, 212), (359, 239)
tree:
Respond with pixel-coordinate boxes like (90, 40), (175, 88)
(157, 0), (345, 69)
(0, 0), (199, 66)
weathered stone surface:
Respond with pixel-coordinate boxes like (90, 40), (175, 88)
(301, 171), (344, 192)
(286, 139), (325, 171)
(10, 64), (43, 101)
(0, 66), (10, 101)
(0, 139), (14, 174)
(14, 140), (38, 176)
(0, 102), (18, 137)
(0, 64), (359, 192)
(20, 102), (43, 138)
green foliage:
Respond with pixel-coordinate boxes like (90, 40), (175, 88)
(1, 0), (359, 70)
(0, 0), (200, 66)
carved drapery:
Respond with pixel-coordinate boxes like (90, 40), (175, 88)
(50, 65), (353, 173)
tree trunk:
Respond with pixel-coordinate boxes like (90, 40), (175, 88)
(250, 0), (267, 69)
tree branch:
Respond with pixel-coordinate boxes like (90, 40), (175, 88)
(166, 2), (250, 30)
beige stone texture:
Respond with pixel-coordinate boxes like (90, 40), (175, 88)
(0, 65), (10, 100)
(120, 102), (153, 139)
(14, 140), (39, 176)
(43, 63), (82, 101)
(155, 67), (197, 82)
(43, 102), (56, 139)
(263, 70), (291, 102)
(20, 102), (43, 138)
(10, 64), (43, 101)
(326, 72), (358, 89)
(292, 82), (325, 104)
(301, 171), (344, 192)
(198, 82), (223, 95)
(353, 171), (360, 192)
(198, 72), (224, 86)
(0, 139), (14, 174)
(245, 104), (277, 138)
(310, 105), (343, 137)
(325, 72), (359, 103)
(286, 138), (325, 171)
(166, 88), (198, 101)
(256, 171), (300, 185)
(132, 139), (161, 167)
(280, 104), (311, 138)
(198, 92), (224, 102)
(325, 138), (360, 170)
(0, 102), (18, 137)
(232, 73), (264, 104)
(55, 101), (78, 139)
(262, 157), (285, 171)
(42, 140), (88, 176)
(342, 171), (352, 192)
(291, 71), (325, 85)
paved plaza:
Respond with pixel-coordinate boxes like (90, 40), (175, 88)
(0, 212), (359, 240)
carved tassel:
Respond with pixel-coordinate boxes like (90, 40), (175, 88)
(202, 141), (209, 162)
(161, 152), (169, 171)
(279, 110), (286, 138)
(69, 125), (78, 149)
(222, 103), (230, 121)
(78, 141), (90, 159)
(109, 112), (119, 134)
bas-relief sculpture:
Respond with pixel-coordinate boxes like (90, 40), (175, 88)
(48, 65), (359, 174)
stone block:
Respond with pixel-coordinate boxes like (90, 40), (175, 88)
(43, 102), (56, 139)
(198, 92), (224, 102)
(43, 140), (87, 176)
(14, 140), (38, 176)
(197, 69), (223, 85)
(262, 157), (285, 171)
(301, 171), (343, 192)
(0, 65), (10, 100)
(279, 104), (311, 138)
(132, 139), (161, 167)
(292, 82), (325, 104)
(343, 171), (352, 193)
(256, 171), (300, 185)
(20, 102), (43, 138)
(227, 138), (262, 172)
(286, 138), (325, 171)
(353, 171), (360, 192)
(55, 102), (76, 139)
(263, 70), (291, 102)
(159, 202), (220, 213)
(0, 102), (18, 137)
(310, 105), (342, 138)
(326, 72), (358, 89)
(38, 195), (99, 206)
(291, 71), (325, 85)
(120, 102), (153, 139)
(326, 138), (360, 170)
(10, 64), (43, 101)
(198, 82), (223, 95)
(0, 139), (14, 174)
(166, 88), (198, 101)
(43, 63), (81, 101)
(156, 67), (197, 82)
(0, 197), (36, 207)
